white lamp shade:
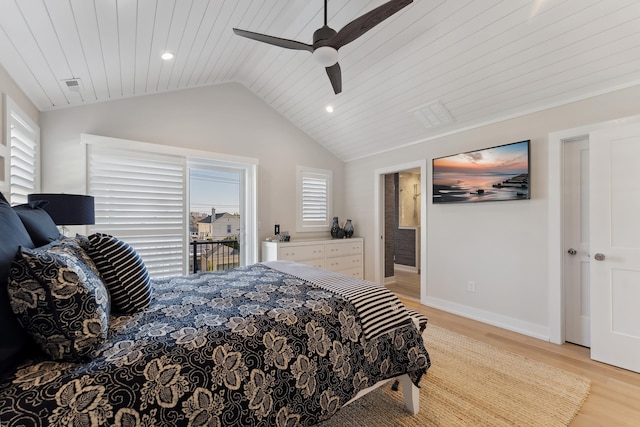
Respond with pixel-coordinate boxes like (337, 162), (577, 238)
(313, 46), (339, 67)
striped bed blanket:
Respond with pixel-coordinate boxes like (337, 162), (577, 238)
(263, 260), (428, 339)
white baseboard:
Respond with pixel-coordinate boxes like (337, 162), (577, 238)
(394, 263), (419, 274)
(384, 276), (396, 285)
(423, 296), (550, 342)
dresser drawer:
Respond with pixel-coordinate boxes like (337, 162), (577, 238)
(325, 240), (362, 258)
(296, 259), (325, 269)
(325, 254), (362, 271)
(261, 238), (363, 279)
(278, 244), (325, 261)
(335, 267), (363, 279)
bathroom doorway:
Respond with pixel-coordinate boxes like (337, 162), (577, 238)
(383, 169), (421, 300)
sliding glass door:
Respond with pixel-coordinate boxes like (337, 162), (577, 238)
(188, 166), (242, 274)
(86, 135), (257, 277)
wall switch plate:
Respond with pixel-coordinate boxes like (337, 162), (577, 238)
(467, 281), (476, 292)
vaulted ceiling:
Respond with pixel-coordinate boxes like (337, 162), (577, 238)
(1, 0), (639, 161)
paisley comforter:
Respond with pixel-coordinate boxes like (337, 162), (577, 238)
(0, 263), (430, 426)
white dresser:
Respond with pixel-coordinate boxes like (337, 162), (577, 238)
(262, 238), (363, 278)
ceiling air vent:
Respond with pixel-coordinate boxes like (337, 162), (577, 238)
(409, 100), (455, 129)
(62, 78), (83, 93)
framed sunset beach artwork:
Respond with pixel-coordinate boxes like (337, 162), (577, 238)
(432, 140), (530, 204)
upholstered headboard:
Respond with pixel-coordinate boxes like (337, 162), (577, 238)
(0, 193), (35, 380)
(0, 192), (65, 380)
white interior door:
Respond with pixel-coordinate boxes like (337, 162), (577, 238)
(563, 138), (590, 347)
(589, 123), (640, 373)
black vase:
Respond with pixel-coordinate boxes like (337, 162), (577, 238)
(343, 219), (354, 238)
(330, 217), (340, 238)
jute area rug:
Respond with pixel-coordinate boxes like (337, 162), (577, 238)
(321, 325), (591, 427)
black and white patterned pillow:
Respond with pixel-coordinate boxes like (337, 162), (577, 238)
(87, 233), (152, 314)
(8, 239), (110, 362)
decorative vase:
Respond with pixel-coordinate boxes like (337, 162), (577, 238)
(343, 219), (354, 238)
(330, 217), (340, 238)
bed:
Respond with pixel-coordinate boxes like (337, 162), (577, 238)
(0, 194), (430, 426)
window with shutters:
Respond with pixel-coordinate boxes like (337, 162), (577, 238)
(88, 144), (186, 278)
(85, 134), (258, 278)
(2, 95), (39, 204)
(296, 166), (332, 232)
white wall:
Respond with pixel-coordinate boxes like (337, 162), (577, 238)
(1, 64), (40, 195)
(345, 85), (640, 339)
(0, 64), (39, 133)
(39, 82), (345, 247)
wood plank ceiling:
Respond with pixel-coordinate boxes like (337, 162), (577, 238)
(1, 0), (639, 162)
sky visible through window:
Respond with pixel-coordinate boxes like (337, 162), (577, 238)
(190, 169), (240, 215)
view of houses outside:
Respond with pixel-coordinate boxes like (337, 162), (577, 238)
(189, 169), (240, 273)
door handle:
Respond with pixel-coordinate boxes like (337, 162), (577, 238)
(567, 248), (577, 255)
(594, 253), (605, 261)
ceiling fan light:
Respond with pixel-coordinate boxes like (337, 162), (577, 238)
(313, 46), (338, 67)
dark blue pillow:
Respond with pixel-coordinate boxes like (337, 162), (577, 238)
(13, 201), (62, 246)
(0, 196), (35, 381)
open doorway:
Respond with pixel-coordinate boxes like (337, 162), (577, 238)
(383, 170), (421, 300)
(562, 138), (590, 348)
(374, 161), (427, 303)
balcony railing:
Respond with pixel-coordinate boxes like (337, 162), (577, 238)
(189, 239), (240, 274)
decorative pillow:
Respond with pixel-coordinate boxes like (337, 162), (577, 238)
(87, 233), (152, 314)
(0, 195), (35, 381)
(13, 201), (63, 246)
(8, 239), (110, 362)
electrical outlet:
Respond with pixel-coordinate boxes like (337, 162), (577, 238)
(467, 281), (476, 292)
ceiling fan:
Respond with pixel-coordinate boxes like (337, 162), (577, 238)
(233, 0), (413, 94)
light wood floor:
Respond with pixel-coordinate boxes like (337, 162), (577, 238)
(389, 273), (640, 426)
(385, 269), (420, 300)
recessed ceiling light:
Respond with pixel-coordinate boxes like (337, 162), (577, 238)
(161, 52), (174, 60)
(326, 105), (334, 113)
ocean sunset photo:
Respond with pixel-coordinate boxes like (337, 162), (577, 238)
(433, 141), (530, 203)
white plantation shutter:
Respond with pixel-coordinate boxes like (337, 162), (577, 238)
(88, 145), (186, 277)
(296, 166), (332, 232)
(302, 175), (328, 221)
(3, 96), (39, 204)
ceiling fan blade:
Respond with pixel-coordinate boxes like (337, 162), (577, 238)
(330, 0), (413, 49)
(326, 62), (342, 94)
(233, 28), (313, 52)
